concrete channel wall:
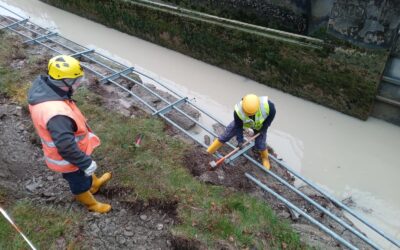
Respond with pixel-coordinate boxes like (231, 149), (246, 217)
(393, 33), (400, 57)
(40, 0), (389, 120)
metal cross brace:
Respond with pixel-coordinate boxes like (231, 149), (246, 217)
(69, 49), (95, 58)
(225, 141), (255, 165)
(152, 97), (188, 116)
(0, 18), (29, 30)
(23, 32), (57, 44)
(99, 67), (134, 84)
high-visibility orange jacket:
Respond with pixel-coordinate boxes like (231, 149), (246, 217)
(29, 100), (100, 173)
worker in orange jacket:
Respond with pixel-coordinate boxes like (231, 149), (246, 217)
(28, 55), (111, 213)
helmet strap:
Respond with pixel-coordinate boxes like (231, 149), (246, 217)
(61, 79), (74, 95)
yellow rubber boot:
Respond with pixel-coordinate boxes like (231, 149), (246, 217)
(75, 191), (111, 213)
(90, 173), (112, 194)
(207, 139), (223, 154)
(260, 149), (271, 170)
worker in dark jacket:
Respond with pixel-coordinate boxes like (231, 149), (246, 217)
(28, 55), (111, 213)
(207, 94), (276, 169)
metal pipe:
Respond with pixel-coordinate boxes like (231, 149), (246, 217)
(136, 73), (381, 248)
(0, 23), (32, 39)
(242, 155), (380, 248)
(137, 0), (323, 44)
(0, 5), (26, 19)
(108, 79), (157, 112)
(51, 35), (130, 69)
(0, 14), (45, 36)
(0, 17), (28, 30)
(159, 113), (208, 148)
(0, 8), (397, 247)
(268, 154), (400, 248)
(133, 69), (183, 99)
(153, 97), (188, 115)
(245, 173), (357, 250)
(120, 74), (222, 137)
(134, 68), (228, 126)
(2, 15), (214, 133)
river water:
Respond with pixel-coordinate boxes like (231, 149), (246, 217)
(1, 0), (399, 248)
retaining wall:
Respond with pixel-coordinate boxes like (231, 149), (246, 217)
(162, 0), (309, 34)
(393, 33), (400, 57)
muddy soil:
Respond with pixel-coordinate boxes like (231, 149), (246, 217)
(82, 59), (372, 249)
(0, 31), (372, 249)
(0, 94), (176, 249)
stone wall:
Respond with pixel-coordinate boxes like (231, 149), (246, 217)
(328, 0), (400, 48)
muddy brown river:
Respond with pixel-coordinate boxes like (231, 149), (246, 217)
(1, 0), (399, 248)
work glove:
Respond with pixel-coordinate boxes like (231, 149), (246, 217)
(244, 128), (254, 137)
(84, 160), (97, 176)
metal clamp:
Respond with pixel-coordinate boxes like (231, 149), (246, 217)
(0, 18), (29, 30)
(69, 49), (95, 58)
(23, 32), (57, 44)
(152, 97), (188, 116)
(225, 142), (255, 165)
(99, 67), (134, 84)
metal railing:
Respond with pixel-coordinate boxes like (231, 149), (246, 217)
(1, 4), (399, 249)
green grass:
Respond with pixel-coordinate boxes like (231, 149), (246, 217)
(0, 33), (47, 104)
(0, 200), (82, 250)
(0, 187), (7, 205)
(0, 33), (83, 250)
(0, 31), (305, 249)
(75, 89), (305, 248)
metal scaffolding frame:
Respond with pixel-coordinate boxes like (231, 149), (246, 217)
(1, 5), (399, 249)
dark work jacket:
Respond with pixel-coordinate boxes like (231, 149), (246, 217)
(28, 75), (92, 170)
(234, 100), (276, 143)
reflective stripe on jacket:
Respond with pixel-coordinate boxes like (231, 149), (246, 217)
(29, 100), (100, 173)
(234, 96), (270, 130)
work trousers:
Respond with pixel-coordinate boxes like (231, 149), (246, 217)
(62, 169), (92, 195)
(218, 121), (268, 151)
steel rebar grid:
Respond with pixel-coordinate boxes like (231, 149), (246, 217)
(1, 12), (226, 131)
(268, 154), (400, 248)
(245, 173), (358, 250)
(77, 49), (388, 249)
(12, 20), (220, 141)
(0, 7), (398, 248)
(21, 17), (396, 248)
(241, 151), (381, 249)
(0, 15), (385, 248)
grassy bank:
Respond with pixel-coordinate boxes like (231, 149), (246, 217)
(161, 0), (307, 33)
(0, 201), (82, 249)
(75, 81), (304, 249)
(0, 31), (306, 248)
(40, 0), (388, 119)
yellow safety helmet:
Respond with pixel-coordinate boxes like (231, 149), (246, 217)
(242, 94), (260, 116)
(48, 55), (84, 80)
